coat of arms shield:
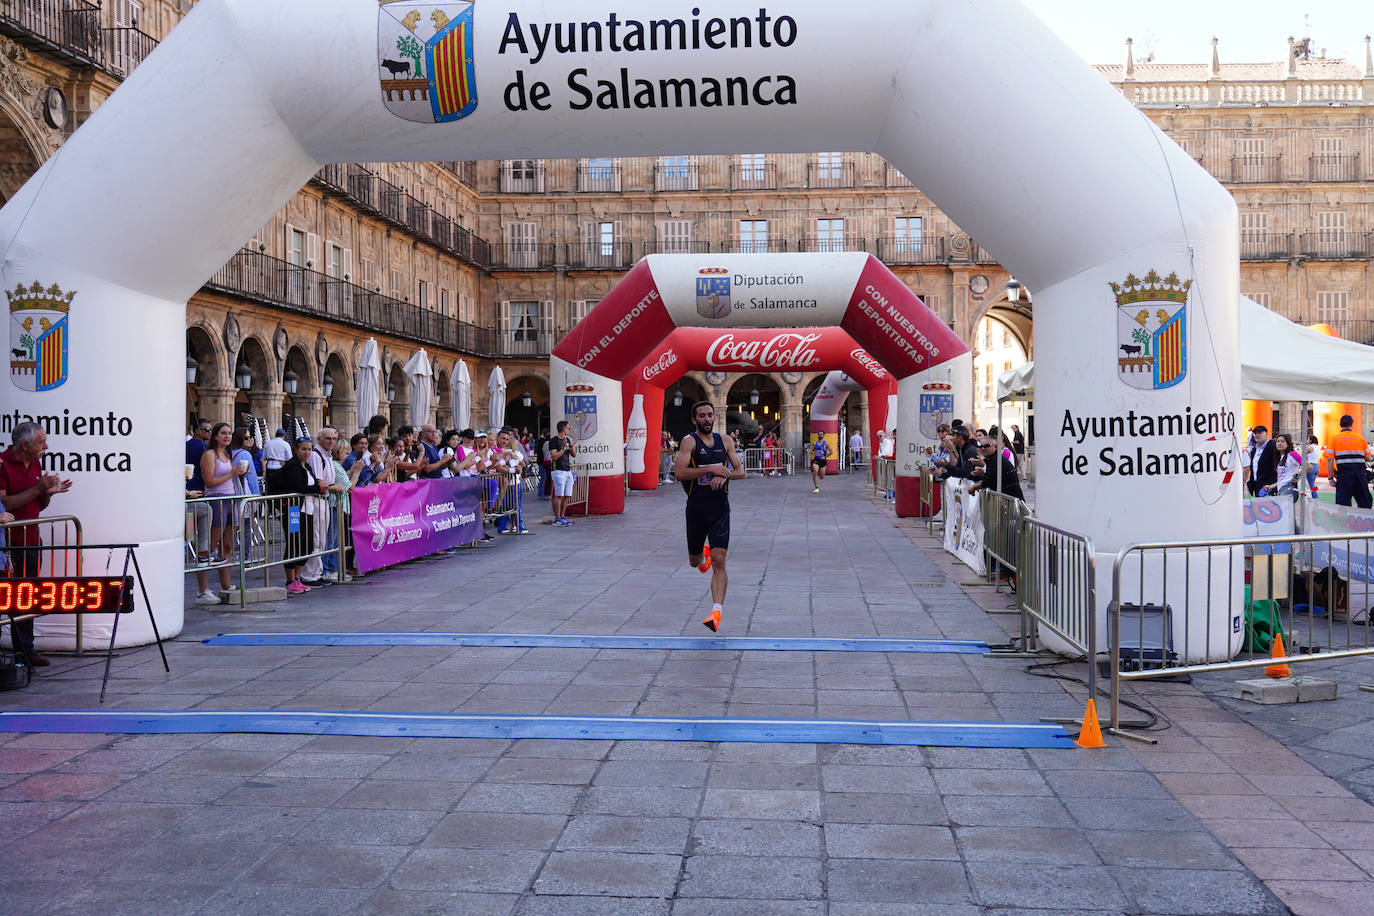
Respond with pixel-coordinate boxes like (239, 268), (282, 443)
(696, 269), (731, 319)
(565, 393), (598, 441)
(1112, 270), (1190, 391)
(378, 1), (477, 124)
(9, 281), (73, 392)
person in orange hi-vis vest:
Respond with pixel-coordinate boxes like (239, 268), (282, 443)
(1326, 414), (1372, 509)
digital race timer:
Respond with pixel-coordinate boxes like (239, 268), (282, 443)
(0, 577), (133, 615)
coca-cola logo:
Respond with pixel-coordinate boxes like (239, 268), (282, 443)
(850, 348), (887, 378)
(705, 332), (822, 370)
(642, 349), (679, 382)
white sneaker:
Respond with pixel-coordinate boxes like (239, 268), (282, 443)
(194, 590), (221, 604)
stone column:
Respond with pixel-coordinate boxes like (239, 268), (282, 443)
(779, 382), (805, 455)
(293, 395), (326, 435)
(247, 391), (281, 434)
(330, 397), (358, 437)
(196, 387), (239, 427)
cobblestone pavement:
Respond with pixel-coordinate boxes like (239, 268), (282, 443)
(2, 473), (1371, 913)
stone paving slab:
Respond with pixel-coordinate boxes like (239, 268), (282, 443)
(1, 473), (1362, 911)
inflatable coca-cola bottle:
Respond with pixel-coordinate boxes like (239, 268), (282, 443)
(626, 394), (648, 474)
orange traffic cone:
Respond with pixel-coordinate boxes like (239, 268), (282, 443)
(1074, 698), (1107, 749)
(1265, 632), (1292, 679)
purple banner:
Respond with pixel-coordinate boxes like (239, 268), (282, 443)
(350, 477), (483, 573)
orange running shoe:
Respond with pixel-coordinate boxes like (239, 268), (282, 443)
(697, 545), (711, 573)
(702, 607), (722, 632)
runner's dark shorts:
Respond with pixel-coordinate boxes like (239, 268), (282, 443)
(685, 501), (730, 555)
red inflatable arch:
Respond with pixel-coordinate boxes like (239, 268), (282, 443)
(550, 253), (972, 516)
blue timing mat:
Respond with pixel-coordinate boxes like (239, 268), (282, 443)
(0, 710), (1074, 749)
(203, 632), (990, 653)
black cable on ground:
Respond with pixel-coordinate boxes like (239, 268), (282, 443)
(1022, 657), (1171, 732)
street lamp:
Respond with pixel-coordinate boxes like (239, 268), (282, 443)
(521, 389), (532, 408)
(386, 383), (396, 401)
(235, 361), (252, 390)
(283, 368), (299, 395)
(749, 388), (760, 406)
(1005, 277), (1022, 304)
(673, 389), (683, 407)
(185, 356), (198, 385)
(322, 372), (334, 398)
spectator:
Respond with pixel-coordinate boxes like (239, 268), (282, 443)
(328, 438), (359, 580)
(184, 418), (214, 584)
(1244, 425), (1277, 497)
(550, 420), (577, 526)
(1306, 435), (1321, 499)
(970, 435), (1024, 582)
(229, 427), (261, 497)
(877, 429), (896, 461)
(200, 422), (247, 596)
(364, 415), (390, 438)
(760, 431), (776, 478)
(342, 434), (368, 472)
(1011, 424), (1026, 458)
(538, 431), (554, 497)
(261, 427), (292, 476)
(356, 435), (394, 487)
(268, 436), (319, 594)
(848, 429), (864, 472)
(495, 427), (529, 534)
(1268, 434), (1302, 497)
(393, 425), (421, 481)
(936, 428), (980, 480)
(1327, 414), (1372, 508)
(0, 422), (73, 666)
(416, 424), (448, 478)
(301, 427), (339, 587)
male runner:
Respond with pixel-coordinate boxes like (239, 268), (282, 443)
(675, 401), (745, 632)
(810, 433), (833, 493)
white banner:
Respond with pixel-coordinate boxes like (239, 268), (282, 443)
(1306, 500), (1374, 584)
(941, 479), (985, 575)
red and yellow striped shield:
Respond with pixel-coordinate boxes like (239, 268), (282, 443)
(425, 6), (476, 122)
(1152, 307), (1186, 390)
(36, 315), (68, 391)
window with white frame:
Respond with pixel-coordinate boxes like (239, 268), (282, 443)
(739, 219), (768, 254)
(503, 158), (541, 192)
(738, 153), (768, 184)
(1315, 211), (1346, 257)
(570, 299), (595, 326)
(1239, 211), (1270, 259)
(815, 218), (844, 252)
(658, 155), (695, 190)
(659, 219), (692, 254)
(440, 288), (451, 317)
(815, 152), (845, 184)
(894, 216), (922, 256)
(510, 301), (540, 342)
(1246, 292), (1272, 311)
(581, 157), (619, 191)
(505, 221), (539, 268)
(417, 280), (429, 310)
(1316, 291), (1349, 325)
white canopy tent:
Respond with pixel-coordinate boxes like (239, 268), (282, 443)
(451, 359), (471, 431)
(997, 297), (1374, 405)
(487, 366), (507, 431)
(356, 338), (381, 429)
(402, 348), (433, 427)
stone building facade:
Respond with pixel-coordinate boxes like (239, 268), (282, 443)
(1, 6), (1369, 446)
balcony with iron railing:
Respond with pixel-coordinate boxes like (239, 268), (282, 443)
(0, 0), (102, 64)
(498, 330), (557, 358)
(490, 242), (560, 270)
(877, 236), (946, 264)
(731, 162), (778, 190)
(102, 24), (156, 77)
(567, 240), (634, 270)
(728, 238), (790, 254)
(884, 163), (915, 188)
(577, 163), (622, 193)
(796, 236), (865, 253)
(1300, 231), (1372, 261)
(1308, 154), (1360, 182)
(640, 239), (712, 255)
(438, 160), (478, 187)
(654, 162), (699, 191)
(1239, 232), (1293, 261)
(499, 162), (545, 193)
(1230, 155), (1282, 183)
(808, 161), (855, 188)
(313, 164), (491, 269)
(204, 249), (495, 355)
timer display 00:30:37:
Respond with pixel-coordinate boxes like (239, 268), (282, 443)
(0, 578), (133, 614)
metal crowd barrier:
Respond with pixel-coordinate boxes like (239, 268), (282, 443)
(184, 493), (255, 574)
(565, 465), (591, 516)
(875, 458), (896, 501)
(1108, 531), (1374, 733)
(741, 447), (793, 477)
(479, 471), (520, 527)
(233, 492), (346, 606)
(848, 445), (870, 471)
(1, 515), (86, 653)
(981, 491), (1029, 591)
(920, 468), (947, 535)
(1016, 519), (1098, 675)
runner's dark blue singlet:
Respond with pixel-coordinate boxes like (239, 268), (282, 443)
(682, 431), (730, 554)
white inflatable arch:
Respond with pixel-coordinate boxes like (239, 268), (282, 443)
(0, 0), (1239, 657)
(551, 253), (967, 514)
